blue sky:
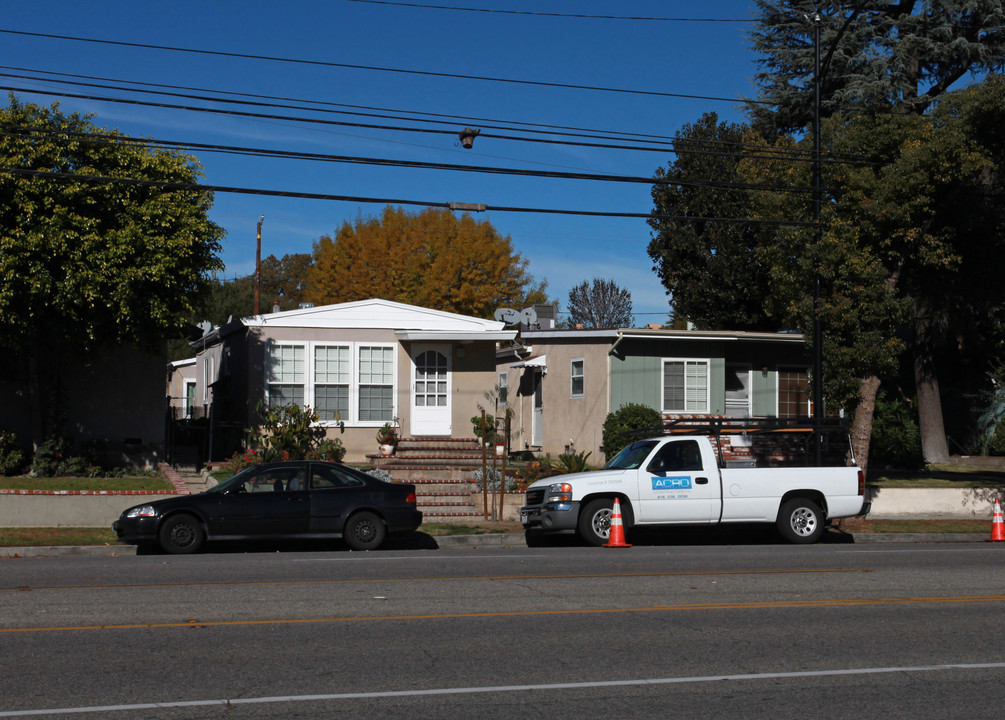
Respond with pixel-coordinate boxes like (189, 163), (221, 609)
(2, 1), (762, 323)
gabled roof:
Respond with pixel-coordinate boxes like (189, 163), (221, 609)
(241, 298), (516, 342)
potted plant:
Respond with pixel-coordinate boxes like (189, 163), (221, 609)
(471, 414), (495, 445)
(493, 432), (506, 457)
(376, 423), (398, 456)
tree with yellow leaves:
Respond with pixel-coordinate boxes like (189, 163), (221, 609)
(306, 206), (551, 317)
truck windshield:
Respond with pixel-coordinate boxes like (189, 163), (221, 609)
(604, 440), (659, 470)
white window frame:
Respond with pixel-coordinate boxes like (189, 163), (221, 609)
(264, 340), (397, 427)
(497, 371), (508, 407)
(313, 344), (351, 422)
(661, 358), (710, 414)
(570, 358), (584, 398)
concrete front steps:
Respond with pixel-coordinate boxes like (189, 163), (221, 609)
(369, 437), (508, 523)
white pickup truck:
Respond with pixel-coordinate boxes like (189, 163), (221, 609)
(519, 433), (866, 545)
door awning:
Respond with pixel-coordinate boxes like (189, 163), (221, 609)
(510, 354), (547, 370)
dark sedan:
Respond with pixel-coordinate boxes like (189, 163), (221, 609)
(114, 461), (422, 553)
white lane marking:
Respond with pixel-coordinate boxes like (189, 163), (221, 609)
(3, 662), (1004, 717)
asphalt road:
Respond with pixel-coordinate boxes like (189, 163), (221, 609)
(2, 542), (1004, 719)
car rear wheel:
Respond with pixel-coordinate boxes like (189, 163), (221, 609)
(158, 514), (205, 554)
(344, 511), (386, 551)
(777, 498), (824, 544)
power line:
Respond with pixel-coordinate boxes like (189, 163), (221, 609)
(0, 166), (822, 228)
(343, 0), (750, 23)
(2, 83), (861, 166)
(7, 65), (858, 162)
(0, 126), (825, 195)
(0, 65), (678, 145)
(0, 28), (762, 105)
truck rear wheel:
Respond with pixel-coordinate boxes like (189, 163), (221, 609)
(578, 498), (613, 546)
(777, 498), (824, 544)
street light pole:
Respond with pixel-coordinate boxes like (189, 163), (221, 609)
(254, 215), (264, 316)
(812, 14), (824, 464)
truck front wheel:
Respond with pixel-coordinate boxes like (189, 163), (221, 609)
(578, 498), (614, 546)
(777, 498), (824, 544)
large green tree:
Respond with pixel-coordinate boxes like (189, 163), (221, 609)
(0, 96), (224, 442)
(306, 206), (551, 318)
(749, 2), (1005, 464)
(648, 113), (778, 332)
(749, 0), (1005, 134)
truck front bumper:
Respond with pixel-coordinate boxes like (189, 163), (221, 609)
(519, 501), (580, 532)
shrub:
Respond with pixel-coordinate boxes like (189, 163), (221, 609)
(307, 437), (346, 463)
(601, 403), (664, 461)
(554, 450), (592, 474)
(224, 448), (264, 476)
(31, 437), (72, 477)
(869, 393), (924, 470)
(471, 467), (519, 491)
(251, 403), (324, 461)
(0, 429), (26, 476)
(362, 467), (393, 483)
(515, 458), (548, 487)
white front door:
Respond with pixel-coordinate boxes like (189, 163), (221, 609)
(410, 346), (451, 436)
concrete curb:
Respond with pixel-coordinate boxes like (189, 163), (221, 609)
(2, 532), (998, 558)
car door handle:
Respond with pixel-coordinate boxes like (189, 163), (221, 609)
(695, 477), (709, 485)
(288, 496), (306, 502)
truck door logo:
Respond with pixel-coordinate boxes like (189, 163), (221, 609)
(652, 476), (692, 490)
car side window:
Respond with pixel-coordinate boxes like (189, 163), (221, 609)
(647, 440), (703, 473)
(311, 466), (365, 491)
(243, 467), (306, 493)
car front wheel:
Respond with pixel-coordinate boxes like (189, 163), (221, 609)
(344, 511), (387, 551)
(578, 498), (614, 546)
(158, 514), (205, 554)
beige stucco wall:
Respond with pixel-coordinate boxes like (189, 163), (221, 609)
(542, 341), (610, 460)
(222, 327), (500, 463)
(502, 341), (611, 460)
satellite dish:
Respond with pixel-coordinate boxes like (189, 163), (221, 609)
(520, 307), (538, 326)
(493, 307), (521, 325)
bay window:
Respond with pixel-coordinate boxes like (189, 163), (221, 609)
(265, 341), (396, 424)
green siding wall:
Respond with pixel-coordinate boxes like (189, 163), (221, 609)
(609, 337), (807, 417)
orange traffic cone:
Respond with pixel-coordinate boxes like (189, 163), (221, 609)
(603, 498), (631, 548)
(988, 498), (1005, 542)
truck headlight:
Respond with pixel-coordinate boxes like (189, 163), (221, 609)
(546, 482), (572, 503)
(126, 505), (157, 518)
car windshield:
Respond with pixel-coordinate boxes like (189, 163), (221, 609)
(604, 440), (659, 470)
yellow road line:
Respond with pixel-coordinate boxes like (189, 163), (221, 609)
(2, 567), (868, 592)
(3, 594), (1003, 634)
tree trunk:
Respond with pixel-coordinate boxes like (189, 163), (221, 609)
(913, 309), (950, 464)
(851, 375), (881, 475)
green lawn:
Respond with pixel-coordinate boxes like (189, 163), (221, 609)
(0, 527), (121, 547)
(0, 476), (174, 492)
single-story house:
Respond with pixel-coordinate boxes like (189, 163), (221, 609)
(498, 326), (812, 460)
(188, 299), (516, 462)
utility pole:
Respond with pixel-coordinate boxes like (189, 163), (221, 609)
(254, 215), (264, 316)
(812, 14), (824, 465)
